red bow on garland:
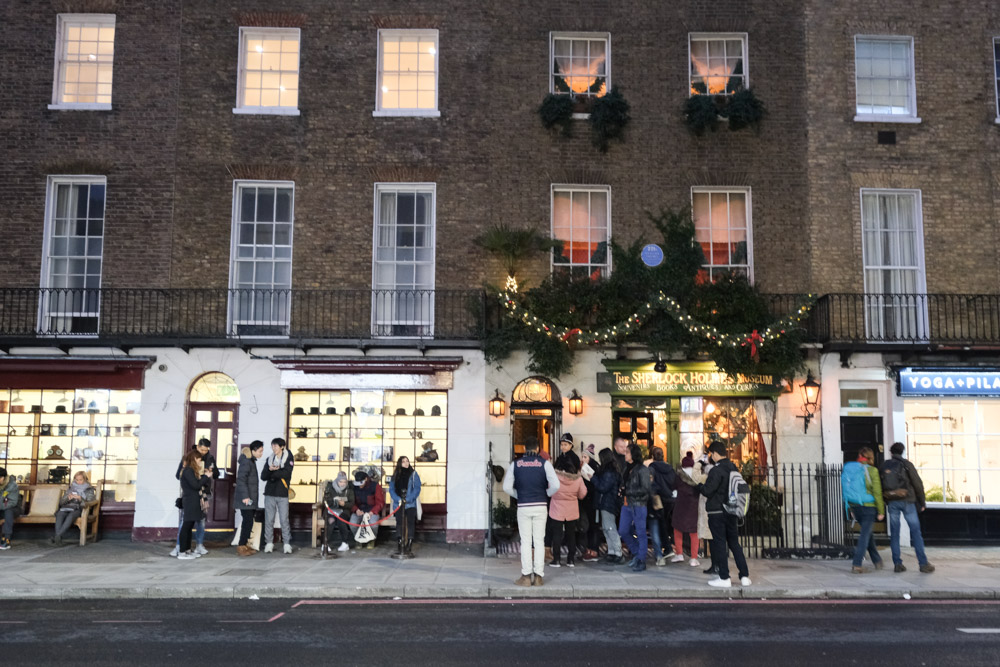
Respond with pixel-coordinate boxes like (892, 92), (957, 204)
(561, 328), (582, 342)
(746, 330), (763, 362)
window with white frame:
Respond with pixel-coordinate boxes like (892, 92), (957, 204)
(550, 33), (610, 98)
(373, 184), (436, 336)
(689, 33), (747, 95)
(854, 36), (918, 120)
(50, 14), (115, 109)
(994, 37), (1000, 121)
(229, 182), (294, 335)
(551, 186), (611, 279)
(375, 30), (439, 116)
(691, 189), (752, 281)
(861, 189), (927, 340)
(235, 28), (300, 114)
(41, 177), (106, 334)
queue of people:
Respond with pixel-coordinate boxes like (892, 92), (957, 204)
(502, 434), (752, 587)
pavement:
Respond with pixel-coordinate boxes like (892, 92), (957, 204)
(1, 537), (998, 600)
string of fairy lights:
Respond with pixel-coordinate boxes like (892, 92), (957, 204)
(499, 281), (816, 353)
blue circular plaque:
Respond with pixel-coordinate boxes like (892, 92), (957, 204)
(641, 244), (664, 267)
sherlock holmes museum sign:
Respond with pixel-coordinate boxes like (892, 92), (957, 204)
(597, 363), (782, 396)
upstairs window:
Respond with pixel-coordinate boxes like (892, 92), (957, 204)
(551, 185), (611, 279)
(692, 188), (752, 282)
(854, 36), (919, 121)
(235, 28), (300, 115)
(689, 33), (747, 95)
(375, 30), (439, 117)
(50, 14), (115, 110)
(550, 33), (610, 98)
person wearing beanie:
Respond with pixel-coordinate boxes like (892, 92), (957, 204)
(554, 433), (581, 474)
(672, 452), (701, 566)
(547, 457), (587, 568)
(323, 470), (355, 553)
(350, 469), (385, 548)
(261, 437), (295, 554)
(698, 441), (751, 587)
(0, 467), (18, 550)
(234, 440), (265, 556)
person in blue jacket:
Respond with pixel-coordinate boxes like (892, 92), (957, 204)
(389, 455), (421, 557)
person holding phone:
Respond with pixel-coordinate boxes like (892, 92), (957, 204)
(261, 437), (294, 554)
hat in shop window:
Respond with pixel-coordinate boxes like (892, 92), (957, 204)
(326, 407), (337, 415)
(431, 405), (441, 416)
(413, 408), (425, 416)
(560, 433), (574, 445)
(395, 408), (407, 416)
(292, 407), (305, 415)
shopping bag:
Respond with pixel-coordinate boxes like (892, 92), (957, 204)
(354, 513), (375, 544)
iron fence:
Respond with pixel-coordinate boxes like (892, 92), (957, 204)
(0, 288), (487, 341)
(740, 463), (852, 559)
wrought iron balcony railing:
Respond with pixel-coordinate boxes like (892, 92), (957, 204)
(0, 288), (487, 342)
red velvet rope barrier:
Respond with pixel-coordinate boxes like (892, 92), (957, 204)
(325, 503), (402, 528)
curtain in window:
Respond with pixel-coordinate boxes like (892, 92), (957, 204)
(862, 193), (924, 339)
(690, 39), (744, 95)
(553, 38), (607, 96)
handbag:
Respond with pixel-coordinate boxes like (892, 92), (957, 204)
(651, 494), (664, 511)
(281, 479), (296, 500)
(175, 497), (183, 510)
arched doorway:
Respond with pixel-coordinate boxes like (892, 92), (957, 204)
(186, 372), (240, 529)
(510, 376), (562, 459)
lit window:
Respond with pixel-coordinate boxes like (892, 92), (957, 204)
(692, 188), (752, 282)
(689, 33), (747, 95)
(50, 14), (115, 110)
(375, 30), (439, 116)
(235, 28), (300, 115)
(550, 33), (609, 97)
(551, 185), (611, 279)
(41, 176), (106, 334)
(373, 184), (437, 336)
(854, 36), (919, 121)
(229, 181), (295, 336)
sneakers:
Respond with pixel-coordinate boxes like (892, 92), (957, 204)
(582, 550), (600, 563)
(177, 552), (197, 560)
(740, 576), (752, 586)
(874, 560), (884, 571)
(195, 544), (209, 555)
(264, 542), (275, 553)
(365, 542), (376, 550)
(708, 577), (732, 588)
(655, 557), (668, 567)
(514, 574), (533, 587)
(630, 559), (647, 572)
(851, 566), (867, 574)
(0, 537), (10, 550)
(919, 562), (936, 573)
(689, 558), (701, 567)
(283, 543), (293, 554)
(169, 546), (179, 557)
(671, 554), (686, 563)
(337, 542), (350, 552)
(548, 560), (561, 568)
(532, 575), (544, 586)
(230, 534), (240, 547)
(566, 561), (575, 568)
(894, 563), (907, 573)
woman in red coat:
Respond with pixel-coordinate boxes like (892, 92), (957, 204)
(672, 452), (701, 566)
(548, 459), (587, 568)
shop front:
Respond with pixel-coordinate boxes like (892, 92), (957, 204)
(896, 367), (1000, 543)
(598, 361), (782, 468)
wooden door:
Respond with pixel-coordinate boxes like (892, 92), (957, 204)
(614, 411), (654, 454)
(186, 402), (239, 529)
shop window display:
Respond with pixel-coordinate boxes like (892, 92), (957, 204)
(0, 388), (140, 502)
(905, 399), (1000, 505)
(683, 397), (773, 468)
(287, 390), (446, 504)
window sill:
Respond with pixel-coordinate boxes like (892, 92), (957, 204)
(47, 103), (112, 111)
(232, 107), (300, 116)
(372, 109), (441, 118)
(853, 115), (921, 124)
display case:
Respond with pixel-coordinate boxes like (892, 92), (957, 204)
(286, 389), (446, 504)
(0, 388), (141, 503)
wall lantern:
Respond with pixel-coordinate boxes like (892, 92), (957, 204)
(489, 389), (506, 417)
(568, 389), (584, 416)
(797, 371), (821, 433)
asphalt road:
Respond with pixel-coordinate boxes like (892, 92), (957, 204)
(2, 599), (999, 665)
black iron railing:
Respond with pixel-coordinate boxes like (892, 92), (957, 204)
(0, 288), (488, 341)
(740, 463), (851, 559)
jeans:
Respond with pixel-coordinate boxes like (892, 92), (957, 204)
(551, 519), (576, 563)
(618, 504), (648, 562)
(887, 500), (928, 566)
(265, 495), (291, 545)
(237, 508), (255, 546)
(54, 508), (81, 537)
(2, 507), (15, 538)
(175, 513), (205, 548)
(849, 504), (882, 568)
(600, 510), (622, 557)
(708, 512), (749, 581)
(648, 513), (664, 559)
(517, 505), (548, 576)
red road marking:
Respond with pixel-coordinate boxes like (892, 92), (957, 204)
(219, 612), (285, 623)
(291, 598), (1000, 607)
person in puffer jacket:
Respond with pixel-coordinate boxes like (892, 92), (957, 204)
(618, 444), (653, 572)
(234, 441), (264, 556)
(593, 448), (623, 563)
(547, 459), (587, 568)
(0, 467), (19, 550)
(261, 437), (294, 554)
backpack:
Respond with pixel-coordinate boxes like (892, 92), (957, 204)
(881, 459), (909, 500)
(841, 462), (874, 513)
(722, 468), (751, 519)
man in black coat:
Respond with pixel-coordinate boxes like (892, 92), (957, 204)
(698, 441), (750, 588)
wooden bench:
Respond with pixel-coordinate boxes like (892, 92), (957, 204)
(310, 481), (392, 548)
(0, 483), (102, 546)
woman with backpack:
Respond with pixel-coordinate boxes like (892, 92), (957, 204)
(593, 448), (624, 564)
(841, 446), (885, 574)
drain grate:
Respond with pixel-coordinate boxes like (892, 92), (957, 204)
(218, 569), (269, 577)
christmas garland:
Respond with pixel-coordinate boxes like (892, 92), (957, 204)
(500, 286), (815, 357)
